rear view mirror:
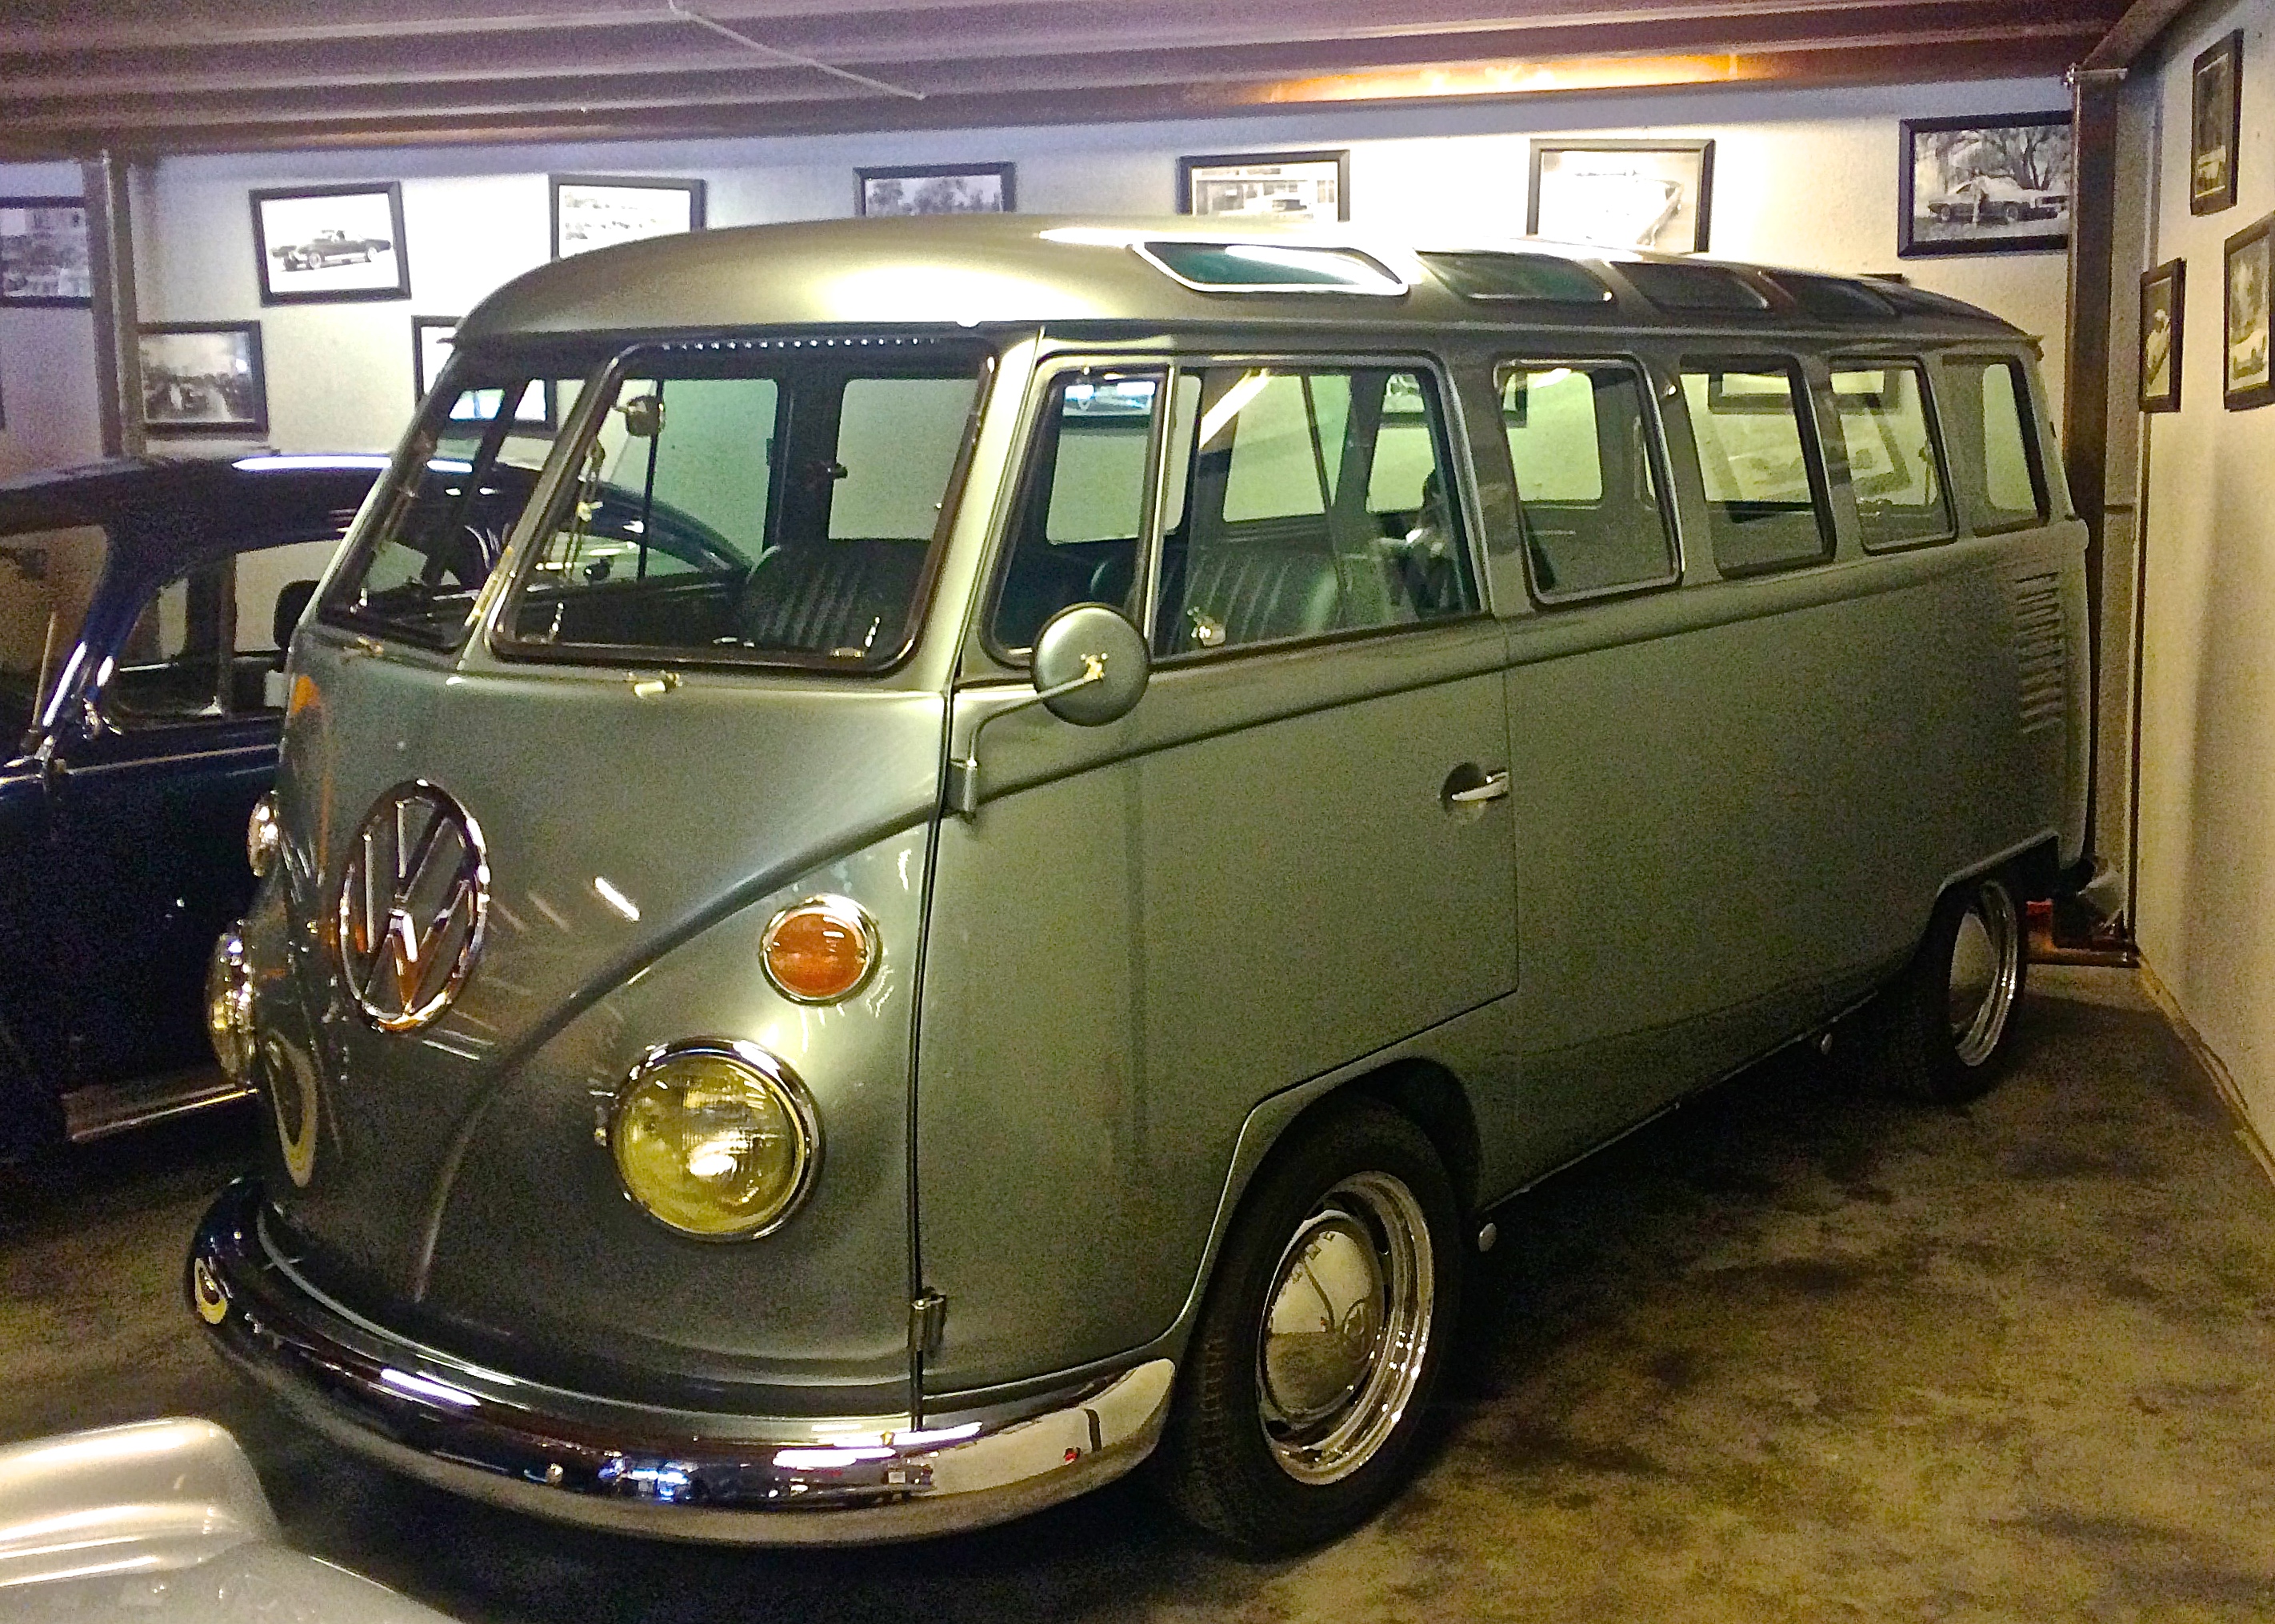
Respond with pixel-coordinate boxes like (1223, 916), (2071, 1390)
(1031, 602), (1149, 726)
(273, 579), (319, 651)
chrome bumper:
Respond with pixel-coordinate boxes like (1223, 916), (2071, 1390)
(187, 1178), (1173, 1544)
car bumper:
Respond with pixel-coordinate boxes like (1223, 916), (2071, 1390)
(187, 1178), (1173, 1545)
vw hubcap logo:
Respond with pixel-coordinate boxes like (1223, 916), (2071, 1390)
(337, 781), (489, 1031)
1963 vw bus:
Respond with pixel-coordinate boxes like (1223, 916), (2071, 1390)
(189, 217), (2086, 1552)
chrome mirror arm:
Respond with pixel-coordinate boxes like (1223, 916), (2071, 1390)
(950, 656), (1106, 818)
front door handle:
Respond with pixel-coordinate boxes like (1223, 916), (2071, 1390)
(1441, 763), (1509, 817)
(1449, 770), (1509, 805)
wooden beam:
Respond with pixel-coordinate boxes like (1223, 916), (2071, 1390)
(2083, 0), (2196, 66)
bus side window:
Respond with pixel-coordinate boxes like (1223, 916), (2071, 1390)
(1829, 361), (1956, 550)
(1678, 358), (1834, 575)
(1497, 359), (1677, 598)
(1942, 357), (2049, 533)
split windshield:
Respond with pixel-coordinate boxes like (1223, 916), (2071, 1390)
(322, 338), (988, 670)
(497, 343), (985, 670)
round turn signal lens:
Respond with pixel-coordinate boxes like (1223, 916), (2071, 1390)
(610, 1042), (818, 1239)
(762, 896), (878, 1004)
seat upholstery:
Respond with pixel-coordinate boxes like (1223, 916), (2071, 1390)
(1169, 533), (1343, 652)
(733, 539), (928, 655)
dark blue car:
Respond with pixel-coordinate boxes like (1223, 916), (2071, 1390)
(0, 454), (385, 1154)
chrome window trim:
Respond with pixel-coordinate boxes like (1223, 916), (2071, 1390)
(1139, 352), (1492, 666)
(1492, 352), (1685, 608)
(1827, 353), (1961, 553)
(1677, 350), (1841, 579)
(1937, 350), (2053, 536)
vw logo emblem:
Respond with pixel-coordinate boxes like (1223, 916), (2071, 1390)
(337, 781), (489, 1032)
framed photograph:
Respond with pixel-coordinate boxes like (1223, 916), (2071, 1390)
(1526, 140), (1713, 254)
(0, 198), (90, 306)
(1177, 150), (1349, 223)
(138, 322), (267, 438)
(1898, 114), (2073, 258)
(251, 182), (409, 305)
(2223, 212), (2274, 410)
(2191, 31), (2244, 216)
(2139, 259), (2185, 413)
(411, 315), (553, 431)
(855, 164), (1014, 217)
(550, 175), (705, 260)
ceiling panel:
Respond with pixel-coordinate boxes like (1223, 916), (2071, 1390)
(0, 1), (2129, 158)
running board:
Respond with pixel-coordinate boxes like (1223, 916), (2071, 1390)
(62, 1071), (254, 1143)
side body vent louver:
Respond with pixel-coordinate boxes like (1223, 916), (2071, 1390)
(2009, 569), (2065, 733)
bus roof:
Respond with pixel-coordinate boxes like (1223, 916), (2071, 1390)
(458, 214), (2025, 346)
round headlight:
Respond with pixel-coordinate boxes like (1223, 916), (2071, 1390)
(246, 792), (280, 879)
(206, 927), (255, 1083)
(610, 1042), (818, 1239)
(761, 895), (878, 1004)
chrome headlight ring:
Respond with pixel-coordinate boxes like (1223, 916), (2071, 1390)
(606, 1038), (822, 1242)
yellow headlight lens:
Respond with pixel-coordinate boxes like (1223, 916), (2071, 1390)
(762, 896), (877, 1004)
(610, 1044), (817, 1239)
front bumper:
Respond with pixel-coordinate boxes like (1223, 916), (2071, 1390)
(187, 1178), (1173, 1544)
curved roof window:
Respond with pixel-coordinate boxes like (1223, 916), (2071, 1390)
(1418, 251), (1614, 305)
(1621, 262), (1770, 313)
(1138, 241), (1406, 295)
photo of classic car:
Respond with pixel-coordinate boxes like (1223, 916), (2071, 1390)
(273, 226), (393, 270)
(1922, 174), (2069, 225)
(0, 452), (381, 1158)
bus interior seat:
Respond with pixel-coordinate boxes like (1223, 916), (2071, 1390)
(732, 538), (927, 655)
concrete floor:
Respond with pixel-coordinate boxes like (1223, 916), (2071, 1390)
(6, 965), (2275, 1622)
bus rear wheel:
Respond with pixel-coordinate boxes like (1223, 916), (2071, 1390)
(1853, 874), (2027, 1103)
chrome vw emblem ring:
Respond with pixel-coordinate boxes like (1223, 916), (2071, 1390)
(337, 781), (490, 1031)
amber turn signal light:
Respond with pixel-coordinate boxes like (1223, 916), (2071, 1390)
(762, 896), (878, 1003)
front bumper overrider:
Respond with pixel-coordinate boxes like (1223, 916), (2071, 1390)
(187, 1178), (1173, 1544)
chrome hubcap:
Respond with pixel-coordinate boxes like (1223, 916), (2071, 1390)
(1257, 1171), (1433, 1485)
(1948, 882), (2021, 1068)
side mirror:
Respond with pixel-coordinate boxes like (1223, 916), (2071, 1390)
(1030, 602), (1150, 727)
(272, 579), (319, 652)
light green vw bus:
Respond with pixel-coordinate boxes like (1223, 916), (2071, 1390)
(190, 217), (2087, 1552)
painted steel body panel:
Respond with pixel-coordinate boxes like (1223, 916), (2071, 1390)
(919, 618), (1517, 1389)
(196, 218), (2087, 1535)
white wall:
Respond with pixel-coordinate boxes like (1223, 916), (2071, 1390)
(2133, 0), (2275, 1138)
(1, 74), (2072, 470)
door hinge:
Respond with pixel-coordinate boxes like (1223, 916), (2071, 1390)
(910, 1290), (947, 1358)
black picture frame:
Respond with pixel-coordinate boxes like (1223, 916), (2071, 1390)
(1526, 139), (1714, 254)
(1898, 113), (2073, 258)
(2139, 259), (2185, 414)
(550, 174), (706, 260)
(250, 182), (410, 306)
(2191, 32), (2244, 217)
(1176, 149), (1351, 224)
(854, 163), (1015, 216)
(2222, 212), (2274, 411)
(0, 196), (91, 307)
(138, 322), (267, 438)
(411, 314), (556, 433)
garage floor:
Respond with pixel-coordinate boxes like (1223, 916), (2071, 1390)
(6, 965), (2274, 1622)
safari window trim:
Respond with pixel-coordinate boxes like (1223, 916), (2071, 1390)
(1143, 353), (1493, 670)
(979, 357), (1176, 669)
(1826, 352), (1959, 554)
(1940, 351), (2052, 538)
(1492, 353), (1684, 608)
(485, 336), (994, 678)
(1677, 350), (1840, 580)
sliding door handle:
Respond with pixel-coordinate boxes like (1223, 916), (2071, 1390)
(1441, 763), (1509, 817)
(1449, 770), (1509, 805)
